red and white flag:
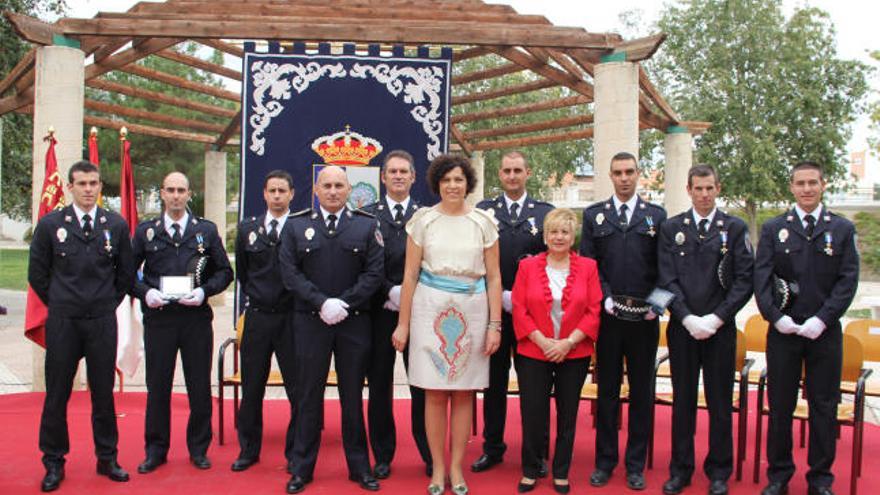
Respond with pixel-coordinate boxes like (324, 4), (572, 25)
(116, 132), (142, 377)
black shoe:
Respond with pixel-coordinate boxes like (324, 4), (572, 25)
(662, 476), (690, 495)
(137, 456), (167, 474)
(373, 462), (391, 479)
(537, 459), (548, 478)
(709, 479), (729, 495)
(286, 475), (311, 494)
(425, 463), (433, 478)
(552, 481), (571, 494)
(761, 482), (789, 495)
(41, 466), (64, 492)
(807, 486), (834, 495)
(590, 469), (611, 487)
(470, 454), (502, 472)
(287, 462), (295, 475)
(349, 472), (380, 491)
(190, 455), (211, 470)
(231, 456), (259, 472)
(96, 460), (130, 482)
(517, 478), (537, 493)
(626, 472), (646, 491)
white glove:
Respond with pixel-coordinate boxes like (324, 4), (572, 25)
(604, 297), (615, 316)
(145, 289), (169, 308)
(502, 290), (513, 313)
(774, 315), (800, 335)
(320, 298), (349, 325)
(797, 316), (826, 340)
(178, 287), (205, 306)
(389, 285), (402, 307)
(683, 315), (714, 340)
(644, 309), (657, 320)
(383, 299), (400, 312)
(701, 313), (724, 331)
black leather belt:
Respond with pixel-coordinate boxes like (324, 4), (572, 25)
(612, 295), (651, 321)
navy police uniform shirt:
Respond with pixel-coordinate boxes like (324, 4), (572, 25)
(658, 209), (754, 321)
(580, 196), (666, 300)
(754, 207), (858, 325)
(131, 213), (233, 310)
(235, 214), (292, 311)
(476, 195), (553, 290)
(361, 198), (419, 300)
(28, 205), (134, 318)
(278, 207), (384, 313)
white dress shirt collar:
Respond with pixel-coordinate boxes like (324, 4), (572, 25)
(71, 203), (98, 228)
(612, 194), (638, 222)
(504, 193), (527, 213)
(320, 206), (345, 227)
(692, 208), (718, 227)
(164, 211), (189, 237)
(794, 204), (823, 227)
(265, 210), (289, 232)
(385, 195), (410, 213)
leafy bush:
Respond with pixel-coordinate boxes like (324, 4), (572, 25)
(854, 212), (880, 274)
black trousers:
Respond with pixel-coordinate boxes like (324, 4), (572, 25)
(667, 321), (736, 482)
(40, 313), (119, 468)
(367, 306), (430, 466)
(143, 307), (214, 458)
(481, 311), (516, 458)
(515, 355), (590, 480)
(236, 309), (296, 461)
(766, 323), (842, 488)
(594, 315), (659, 474)
(290, 312), (371, 478)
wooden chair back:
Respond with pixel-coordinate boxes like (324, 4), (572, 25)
(844, 319), (880, 362)
(744, 314), (768, 353)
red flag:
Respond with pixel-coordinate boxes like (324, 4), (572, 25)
(119, 138), (138, 234)
(89, 127), (104, 207)
(25, 135), (66, 347)
(116, 133), (142, 376)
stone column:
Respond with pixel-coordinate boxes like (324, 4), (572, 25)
(663, 126), (694, 216)
(204, 149), (227, 306)
(593, 55), (640, 202)
(469, 150), (485, 205)
(30, 42), (85, 392)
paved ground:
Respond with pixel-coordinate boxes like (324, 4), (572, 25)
(1, 282), (878, 425)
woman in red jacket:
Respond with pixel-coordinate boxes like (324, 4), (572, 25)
(512, 208), (602, 494)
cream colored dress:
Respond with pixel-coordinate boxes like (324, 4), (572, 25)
(405, 205), (499, 390)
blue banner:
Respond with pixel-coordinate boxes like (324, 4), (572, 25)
(239, 43), (452, 219)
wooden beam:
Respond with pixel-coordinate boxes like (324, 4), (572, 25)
(88, 78), (237, 119)
(144, 0), (518, 15)
(91, 38), (133, 63)
(56, 18), (618, 50)
(84, 115), (225, 145)
(156, 48), (242, 80)
(0, 91), (33, 115)
(0, 48), (34, 96)
(546, 49), (588, 81)
(639, 109), (670, 130)
(453, 62), (523, 85)
(463, 114), (593, 140)
(4, 12), (59, 45)
(119, 63), (240, 102)
(197, 39), (244, 58)
(452, 79), (559, 106)
(214, 110), (242, 148)
(567, 48), (598, 76)
(84, 98), (227, 133)
(677, 120), (712, 135)
(85, 37), (184, 80)
(473, 128), (594, 151)
(453, 46), (491, 62)
(609, 33), (667, 62)
(638, 65), (679, 122)
(492, 46), (593, 99)
(449, 123), (472, 156)
(453, 95), (589, 124)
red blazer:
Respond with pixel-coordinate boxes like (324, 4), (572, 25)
(512, 252), (602, 361)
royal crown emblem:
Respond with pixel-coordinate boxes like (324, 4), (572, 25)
(311, 125), (383, 166)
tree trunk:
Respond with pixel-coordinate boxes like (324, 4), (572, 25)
(746, 200), (759, 249)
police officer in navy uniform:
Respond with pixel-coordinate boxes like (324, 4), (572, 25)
(581, 151), (666, 491)
(132, 171), (233, 474)
(231, 170), (297, 472)
(361, 150), (431, 479)
(755, 162), (858, 495)
(658, 165), (754, 495)
(472, 151), (553, 474)
(280, 165), (384, 493)
(29, 161), (134, 492)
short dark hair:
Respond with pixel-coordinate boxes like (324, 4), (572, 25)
(382, 150), (415, 173)
(264, 169), (294, 189)
(790, 161), (824, 182)
(501, 150), (528, 167)
(68, 160), (99, 183)
(610, 151), (637, 169)
(687, 164), (718, 187)
(426, 154), (477, 196)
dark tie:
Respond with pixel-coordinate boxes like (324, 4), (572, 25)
(698, 218), (709, 238)
(269, 219), (279, 242)
(805, 214), (815, 238)
(82, 214), (92, 238)
(172, 223), (182, 244)
(393, 204), (404, 223)
(327, 214), (337, 233)
(619, 204), (628, 227)
(509, 202), (519, 222)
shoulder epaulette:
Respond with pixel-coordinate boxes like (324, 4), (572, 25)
(353, 209), (375, 218)
(289, 208), (312, 218)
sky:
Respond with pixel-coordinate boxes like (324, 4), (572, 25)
(60, 0), (878, 154)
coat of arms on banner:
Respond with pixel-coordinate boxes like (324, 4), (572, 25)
(310, 126), (382, 210)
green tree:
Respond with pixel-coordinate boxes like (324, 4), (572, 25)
(0, 0), (67, 220)
(655, 0), (869, 233)
(870, 51), (880, 155)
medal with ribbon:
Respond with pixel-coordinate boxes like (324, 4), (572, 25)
(103, 230), (113, 253)
(720, 230), (728, 255)
(646, 216), (656, 237)
(824, 231), (833, 256)
(196, 232), (205, 254)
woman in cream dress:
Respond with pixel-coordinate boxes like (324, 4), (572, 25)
(392, 154), (502, 495)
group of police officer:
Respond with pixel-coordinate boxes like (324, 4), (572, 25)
(29, 150), (857, 495)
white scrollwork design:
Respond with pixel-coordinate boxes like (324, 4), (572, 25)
(349, 63), (446, 160)
(248, 60), (346, 155)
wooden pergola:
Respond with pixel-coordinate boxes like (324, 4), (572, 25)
(0, 0), (709, 154)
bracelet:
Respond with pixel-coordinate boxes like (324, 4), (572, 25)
(487, 320), (502, 332)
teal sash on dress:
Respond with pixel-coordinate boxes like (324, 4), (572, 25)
(419, 270), (486, 294)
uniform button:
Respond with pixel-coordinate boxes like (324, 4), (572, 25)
(785, 249), (790, 254)
(354, 310), (360, 316)
(353, 248), (359, 253)
(680, 252), (685, 256)
(306, 248), (310, 253)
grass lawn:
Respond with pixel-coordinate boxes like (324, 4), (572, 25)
(0, 249), (29, 291)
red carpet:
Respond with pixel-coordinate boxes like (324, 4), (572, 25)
(0, 391), (876, 494)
